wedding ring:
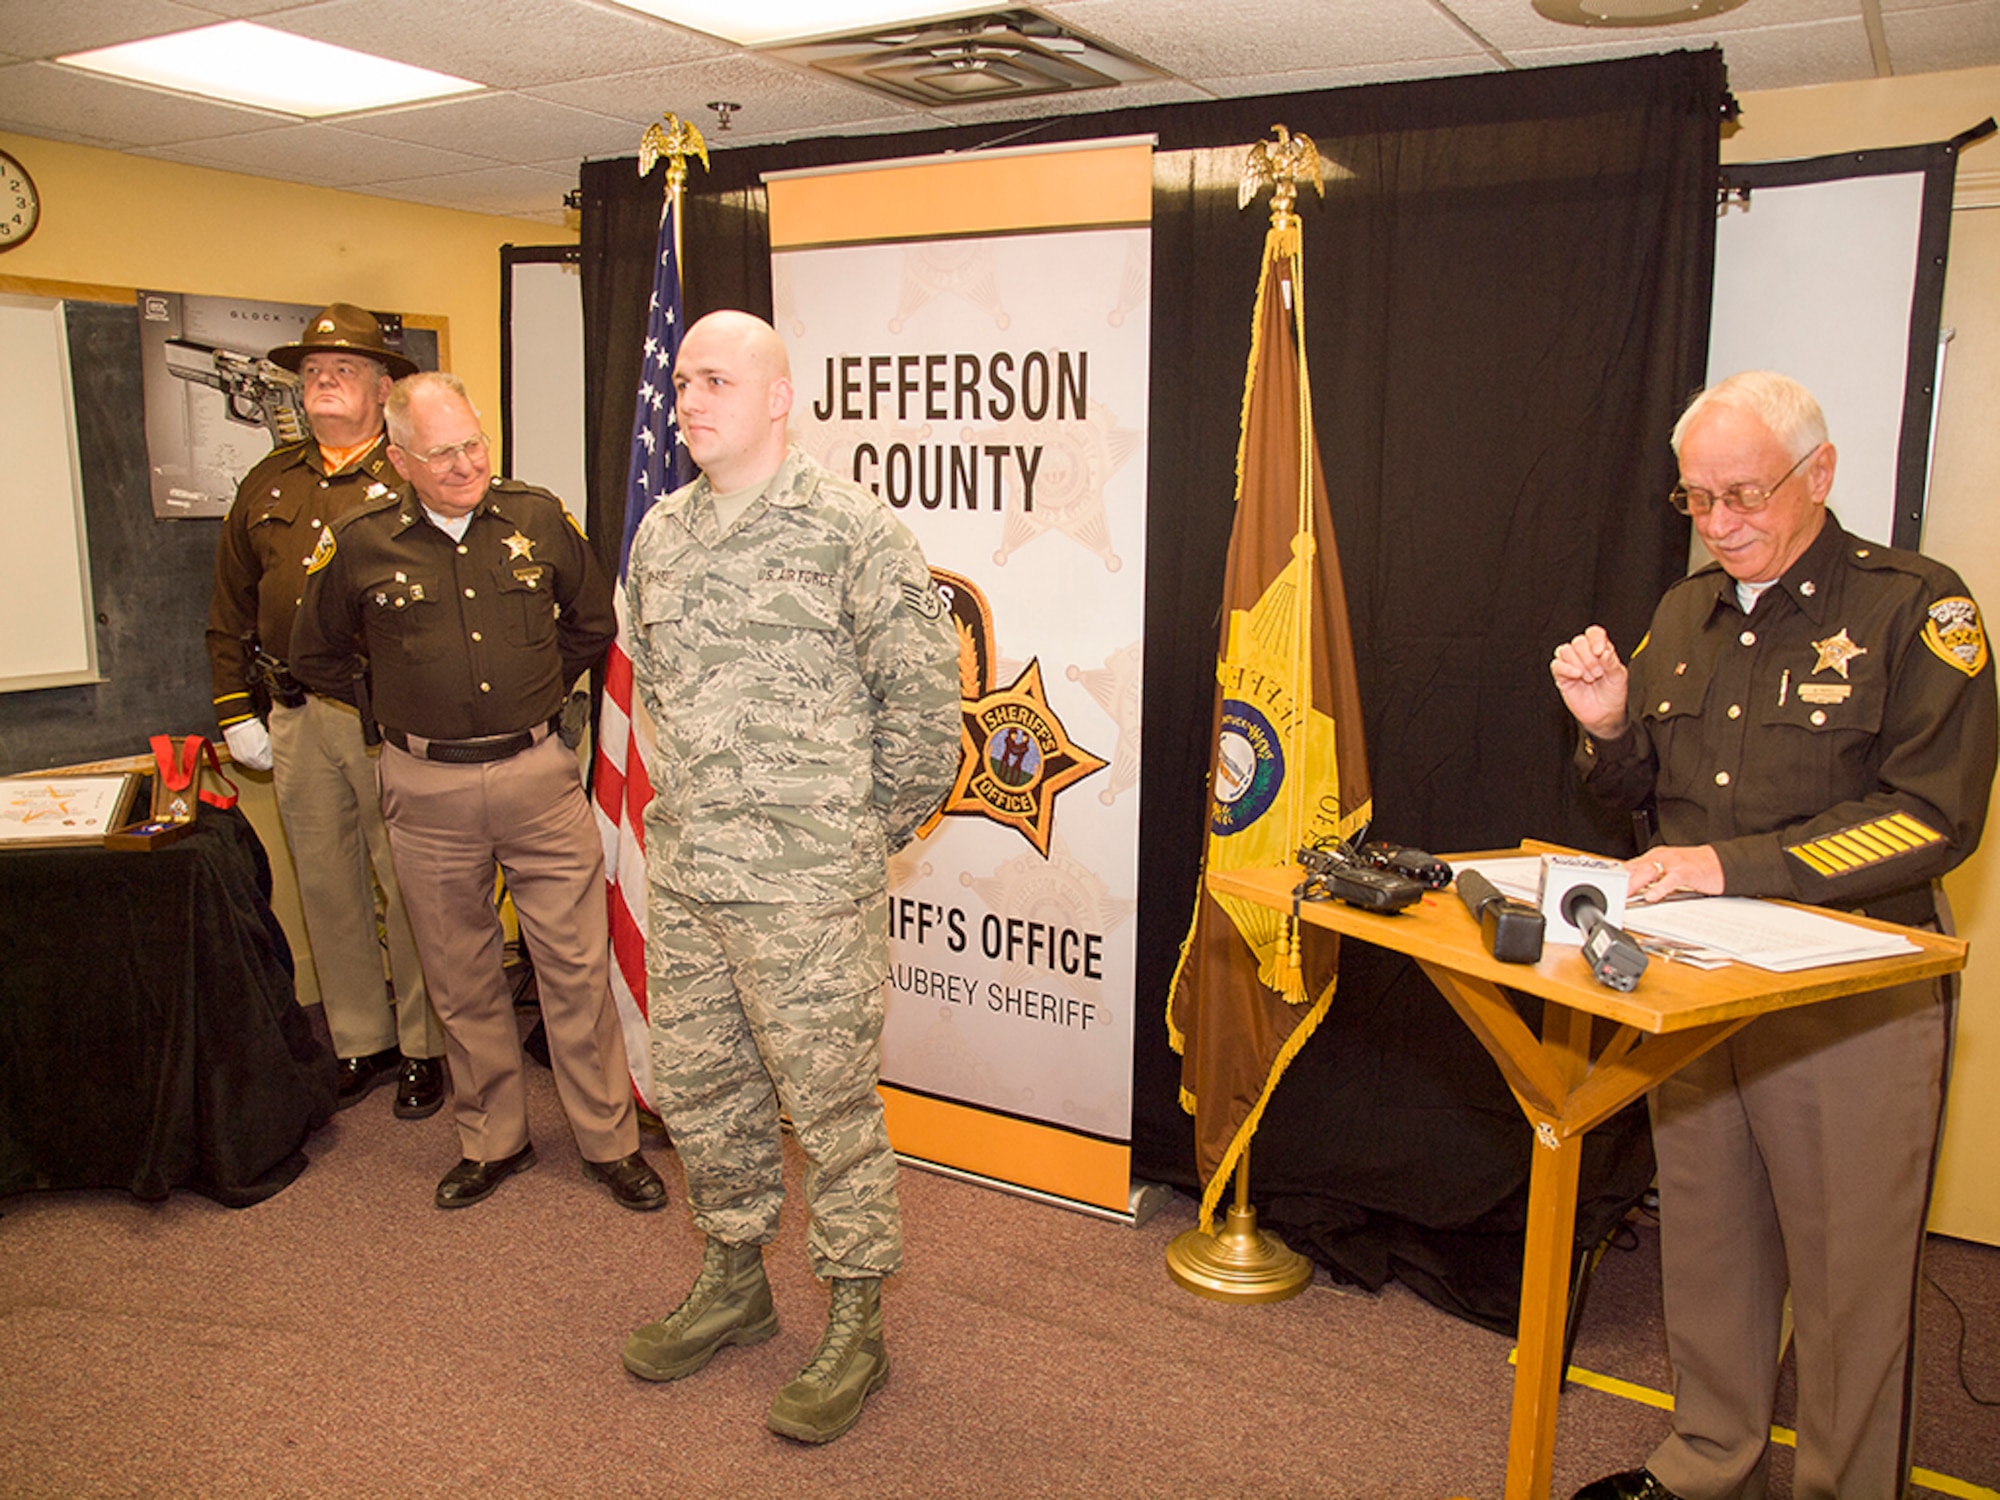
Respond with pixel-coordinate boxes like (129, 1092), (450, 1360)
(1651, 860), (1666, 878)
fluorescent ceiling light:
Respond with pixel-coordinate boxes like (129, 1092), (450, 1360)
(57, 21), (482, 117)
(614, 1), (992, 48)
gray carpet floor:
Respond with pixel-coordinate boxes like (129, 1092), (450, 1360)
(2, 1045), (1995, 1499)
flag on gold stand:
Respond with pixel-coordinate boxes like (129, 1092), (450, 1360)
(1166, 173), (1371, 1234)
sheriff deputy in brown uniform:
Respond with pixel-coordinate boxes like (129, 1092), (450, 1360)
(206, 302), (445, 1119)
(1552, 371), (1997, 1500)
(291, 370), (666, 1214)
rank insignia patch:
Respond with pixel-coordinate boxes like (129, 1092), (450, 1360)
(1923, 596), (1988, 677)
(1785, 811), (1943, 878)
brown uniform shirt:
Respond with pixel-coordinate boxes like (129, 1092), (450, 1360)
(206, 436), (400, 727)
(290, 478), (615, 742)
(1579, 513), (1997, 924)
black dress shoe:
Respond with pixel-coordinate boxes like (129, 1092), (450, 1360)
(393, 1056), (446, 1119)
(435, 1143), (536, 1209)
(334, 1047), (400, 1109)
(1572, 1469), (1683, 1500)
(584, 1151), (668, 1212)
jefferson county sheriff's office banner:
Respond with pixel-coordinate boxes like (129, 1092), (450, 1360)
(766, 138), (1152, 1215)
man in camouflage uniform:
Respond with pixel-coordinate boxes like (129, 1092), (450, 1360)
(620, 311), (960, 1444)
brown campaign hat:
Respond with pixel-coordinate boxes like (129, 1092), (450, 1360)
(268, 302), (418, 379)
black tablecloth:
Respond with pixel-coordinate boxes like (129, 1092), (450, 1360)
(0, 806), (337, 1206)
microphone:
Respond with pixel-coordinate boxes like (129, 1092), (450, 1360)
(1560, 885), (1648, 992)
(1455, 869), (1544, 963)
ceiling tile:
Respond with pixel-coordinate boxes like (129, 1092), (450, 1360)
(1202, 56), (1503, 98)
(132, 122), (490, 184)
(260, 0), (727, 90)
(0, 60), (291, 149)
(1506, 18), (1876, 92)
(1447, 0), (1866, 50)
(1050, 0), (1479, 77)
(340, 90), (638, 166)
(1881, 0), (2000, 73)
(526, 52), (924, 136)
(0, 0), (222, 60)
(354, 161), (576, 218)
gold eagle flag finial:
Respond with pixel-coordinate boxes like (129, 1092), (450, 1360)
(1239, 125), (1326, 229)
(638, 113), (710, 194)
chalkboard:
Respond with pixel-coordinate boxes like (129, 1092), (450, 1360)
(0, 298), (221, 774)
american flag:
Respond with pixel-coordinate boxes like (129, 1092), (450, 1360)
(593, 191), (691, 1110)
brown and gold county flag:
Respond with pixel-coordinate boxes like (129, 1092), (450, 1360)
(1167, 221), (1372, 1233)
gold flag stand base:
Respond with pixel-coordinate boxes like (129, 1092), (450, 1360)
(1165, 1151), (1313, 1303)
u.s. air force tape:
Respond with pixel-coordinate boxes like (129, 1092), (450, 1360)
(1786, 811), (1943, 878)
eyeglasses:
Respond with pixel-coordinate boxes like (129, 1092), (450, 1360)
(1669, 444), (1819, 517)
(400, 431), (489, 474)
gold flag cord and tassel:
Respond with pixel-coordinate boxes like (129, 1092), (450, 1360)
(1166, 127), (1369, 1303)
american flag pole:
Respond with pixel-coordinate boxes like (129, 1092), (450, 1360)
(594, 114), (707, 1110)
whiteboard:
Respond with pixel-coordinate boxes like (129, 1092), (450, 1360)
(0, 294), (99, 692)
(501, 249), (588, 528)
(1702, 144), (1957, 558)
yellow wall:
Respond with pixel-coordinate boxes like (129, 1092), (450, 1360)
(0, 128), (573, 420)
(1726, 65), (2000, 1243)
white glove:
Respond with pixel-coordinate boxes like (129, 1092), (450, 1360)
(222, 718), (274, 772)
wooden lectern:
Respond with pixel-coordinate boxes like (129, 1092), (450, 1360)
(1207, 855), (1967, 1500)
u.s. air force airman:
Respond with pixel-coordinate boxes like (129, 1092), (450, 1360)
(619, 310), (960, 1445)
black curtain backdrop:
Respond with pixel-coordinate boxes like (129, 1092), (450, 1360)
(579, 49), (1724, 1332)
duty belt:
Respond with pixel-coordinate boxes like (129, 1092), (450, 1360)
(382, 722), (553, 764)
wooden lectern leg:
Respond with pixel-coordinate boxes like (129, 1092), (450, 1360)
(1508, 1105), (1585, 1500)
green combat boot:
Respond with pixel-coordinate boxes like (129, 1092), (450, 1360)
(766, 1276), (888, 1444)
(622, 1238), (777, 1381)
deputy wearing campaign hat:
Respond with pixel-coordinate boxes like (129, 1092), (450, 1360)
(206, 301), (444, 1122)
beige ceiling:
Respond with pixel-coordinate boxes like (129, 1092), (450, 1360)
(1, 0), (1993, 224)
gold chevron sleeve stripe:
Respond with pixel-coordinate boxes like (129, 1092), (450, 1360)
(1888, 812), (1946, 845)
(1864, 821), (1922, 853)
(1788, 813), (1945, 878)
(1847, 826), (1901, 860)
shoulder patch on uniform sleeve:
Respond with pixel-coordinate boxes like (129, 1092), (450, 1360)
(1922, 596), (1988, 677)
(900, 574), (945, 620)
(305, 525), (337, 574)
(1786, 812), (1943, 878)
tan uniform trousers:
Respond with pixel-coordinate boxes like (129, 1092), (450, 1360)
(267, 695), (440, 1060)
(1647, 974), (1949, 1500)
(377, 734), (637, 1165)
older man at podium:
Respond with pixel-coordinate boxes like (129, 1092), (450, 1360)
(1551, 371), (1996, 1500)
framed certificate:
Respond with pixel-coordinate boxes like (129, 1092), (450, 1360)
(0, 773), (139, 849)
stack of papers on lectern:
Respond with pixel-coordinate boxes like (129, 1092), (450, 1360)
(1614, 897), (1917, 972)
(1449, 858), (1920, 972)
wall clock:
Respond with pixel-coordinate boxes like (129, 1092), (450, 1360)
(0, 148), (43, 251)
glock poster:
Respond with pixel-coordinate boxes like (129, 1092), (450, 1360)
(137, 290), (436, 520)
